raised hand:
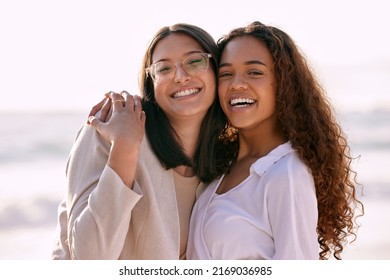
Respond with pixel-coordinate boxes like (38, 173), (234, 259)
(87, 90), (119, 124)
(88, 91), (146, 187)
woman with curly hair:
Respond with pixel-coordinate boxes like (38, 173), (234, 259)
(187, 21), (364, 260)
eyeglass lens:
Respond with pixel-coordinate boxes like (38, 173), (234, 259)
(150, 53), (210, 83)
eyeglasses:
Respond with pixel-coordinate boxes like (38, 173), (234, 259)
(146, 53), (212, 84)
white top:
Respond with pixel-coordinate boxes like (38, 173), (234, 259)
(187, 142), (319, 260)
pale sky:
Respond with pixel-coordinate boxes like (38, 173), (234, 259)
(1, 0), (389, 113)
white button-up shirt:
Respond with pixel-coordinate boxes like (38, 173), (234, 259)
(187, 142), (319, 260)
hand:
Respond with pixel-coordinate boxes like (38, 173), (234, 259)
(88, 91), (146, 187)
(88, 91), (145, 148)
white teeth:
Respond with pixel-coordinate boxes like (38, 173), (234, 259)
(173, 88), (200, 98)
(230, 98), (255, 107)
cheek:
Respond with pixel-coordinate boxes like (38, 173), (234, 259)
(265, 88), (277, 114)
(218, 80), (227, 94)
(153, 84), (166, 106)
(207, 76), (217, 95)
(217, 81), (228, 99)
(205, 69), (216, 89)
(203, 72), (217, 102)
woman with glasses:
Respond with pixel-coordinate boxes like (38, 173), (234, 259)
(187, 21), (364, 260)
(52, 23), (236, 259)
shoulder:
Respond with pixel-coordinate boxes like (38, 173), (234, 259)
(269, 151), (310, 179)
(258, 146), (314, 197)
(268, 152), (312, 184)
(72, 123), (110, 152)
(261, 150), (317, 214)
(66, 124), (110, 172)
(251, 142), (311, 182)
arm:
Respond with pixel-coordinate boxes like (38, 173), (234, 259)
(88, 92), (145, 187)
(66, 92), (146, 259)
(265, 155), (319, 260)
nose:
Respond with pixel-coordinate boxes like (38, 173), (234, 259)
(173, 64), (191, 83)
(229, 75), (248, 90)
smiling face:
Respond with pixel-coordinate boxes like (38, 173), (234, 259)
(151, 33), (216, 122)
(218, 36), (278, 133)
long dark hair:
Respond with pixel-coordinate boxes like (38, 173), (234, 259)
(217, 21), (364, 259)
(139, 23), (236, 183)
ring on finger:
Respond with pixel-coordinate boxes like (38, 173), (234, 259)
(112, 99), (124, 105)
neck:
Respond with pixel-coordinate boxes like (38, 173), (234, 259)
(174, 165), (196, 177)
(237, 123), (287, 160)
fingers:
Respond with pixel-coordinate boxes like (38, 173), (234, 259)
(88, 115), (102, 131)
(100, 97), (112, 121)
(110, 91), (125, 112)
(103, 90), (143, 118)
(140, 111), (146, 127)
(88, 97), (107, 124)
(134, 95), (143, 116)
(122, 92), (143, 114)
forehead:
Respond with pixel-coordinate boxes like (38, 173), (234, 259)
(152, 33), (205, 62)
(220, 36), (273, 65)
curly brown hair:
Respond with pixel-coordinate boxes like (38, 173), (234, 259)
(217, 21), (364, 260)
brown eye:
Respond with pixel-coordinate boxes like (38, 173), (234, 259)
(248, 70), (263, 76)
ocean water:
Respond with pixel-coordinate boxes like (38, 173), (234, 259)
(0, 110), (389, 259)
(0, 112), (85, 259)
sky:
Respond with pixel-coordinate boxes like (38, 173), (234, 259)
(1, 0), (389, 113)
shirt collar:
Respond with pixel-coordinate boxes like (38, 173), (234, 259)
(250, 141), (295, 177)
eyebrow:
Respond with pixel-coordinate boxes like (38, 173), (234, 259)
(153, 50), (204, 64)
(219, 60), (267, 68)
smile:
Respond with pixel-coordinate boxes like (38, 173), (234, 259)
(172, 88), (200, 98)
(230, 98), (256, 107)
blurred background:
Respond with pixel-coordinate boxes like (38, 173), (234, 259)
(0, 0), (389, 259)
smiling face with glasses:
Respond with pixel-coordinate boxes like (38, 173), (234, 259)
(147, 33), (216, 121)
(147, 52), (212, 84)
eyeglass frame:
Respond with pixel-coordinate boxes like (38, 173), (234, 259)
(146, 52), (213, 84)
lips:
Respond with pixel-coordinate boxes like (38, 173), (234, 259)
(229, 97), (256, 107)
(172, 88), (200, 98)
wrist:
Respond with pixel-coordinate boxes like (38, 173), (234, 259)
(107, 142), (140, 188)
